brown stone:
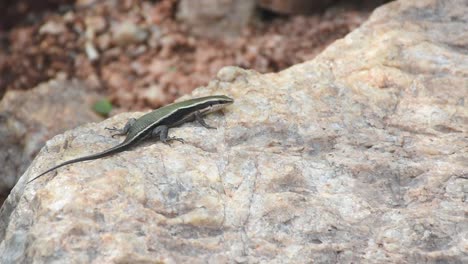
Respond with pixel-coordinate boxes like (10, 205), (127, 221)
(1, 0), (466, 263)
(176, 0), (256, 37)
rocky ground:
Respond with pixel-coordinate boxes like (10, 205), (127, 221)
(1, 0), (466, 263)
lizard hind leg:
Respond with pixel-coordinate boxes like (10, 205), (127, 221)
(151, 125), (185, 144)
(105, 118), (137, 138)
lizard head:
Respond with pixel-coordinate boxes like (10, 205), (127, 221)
(200, 95), (234, 114)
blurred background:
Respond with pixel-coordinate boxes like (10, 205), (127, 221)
(0, 0), (390, 109)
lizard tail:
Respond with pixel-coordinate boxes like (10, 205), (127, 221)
(27, 143), (128, 184)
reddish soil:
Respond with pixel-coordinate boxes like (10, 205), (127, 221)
(0, 0), (380, 110)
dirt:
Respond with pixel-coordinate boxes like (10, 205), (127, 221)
(0, 0), (380, 111)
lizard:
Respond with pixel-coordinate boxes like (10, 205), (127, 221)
(27, 95), (234, 184)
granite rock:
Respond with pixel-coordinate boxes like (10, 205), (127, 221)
(1, 0), (467, 263)
(0, 78), (102, 199)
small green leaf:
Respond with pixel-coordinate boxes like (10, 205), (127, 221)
(93, 99), (113, 117)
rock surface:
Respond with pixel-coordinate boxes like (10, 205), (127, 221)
(0, 78), (102, 199)
(1, 0), (467, 263)
(177, 0), (256, 37)
(257, 0), (337, 14)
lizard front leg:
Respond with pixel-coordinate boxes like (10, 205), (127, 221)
(195, 111), (216, 129)
(151, 125), (185, 144)
(105, 118), (136, 138)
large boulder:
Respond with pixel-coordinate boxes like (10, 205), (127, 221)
(1, 0), (466, 263)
